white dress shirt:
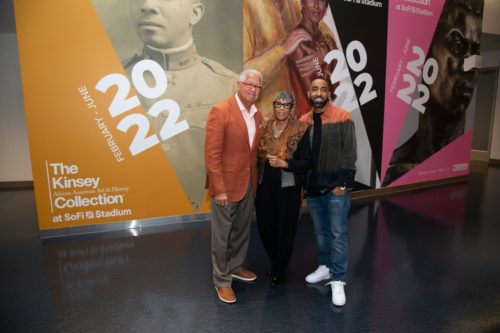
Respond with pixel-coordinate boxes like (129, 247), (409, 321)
(235, 93), (257, 148)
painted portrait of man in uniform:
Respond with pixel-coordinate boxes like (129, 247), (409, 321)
(383, 0), (483, 186)
(92, 0), (242, 211)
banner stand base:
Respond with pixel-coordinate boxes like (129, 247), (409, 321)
(40, 213), (211, 239)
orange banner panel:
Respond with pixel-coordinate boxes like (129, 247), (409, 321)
(13, 0), (244, 230)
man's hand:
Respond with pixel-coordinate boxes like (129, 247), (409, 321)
(260, 116), (271, 129)
(331, 186), (346, 196)
(215, 193), (228, 207)
(282, 29), (312, 56)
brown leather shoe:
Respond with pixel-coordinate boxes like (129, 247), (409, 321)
(214, 286), (236, 304)
(231, 268), (257, 282)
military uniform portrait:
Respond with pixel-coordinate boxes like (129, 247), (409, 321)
(92, 0), (242, 211)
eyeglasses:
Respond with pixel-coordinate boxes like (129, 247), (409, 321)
(240, 81), (262, 90)
(273, 101), (293, 109)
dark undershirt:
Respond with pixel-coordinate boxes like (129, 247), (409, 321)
(307, 111), (323, 196)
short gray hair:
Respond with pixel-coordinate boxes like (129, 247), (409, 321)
(239, 69), (263, 82)
(273, 91), (295, 105)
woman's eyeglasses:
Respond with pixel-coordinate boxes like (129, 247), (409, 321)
(273, 101), (293, 109)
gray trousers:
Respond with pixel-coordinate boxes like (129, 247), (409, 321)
(211, 180), (254, 287)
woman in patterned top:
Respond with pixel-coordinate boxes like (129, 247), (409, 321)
(256, 91), (311, 287)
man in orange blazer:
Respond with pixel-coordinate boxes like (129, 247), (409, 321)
(205, 69), (264, 304)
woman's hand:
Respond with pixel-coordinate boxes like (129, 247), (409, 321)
(267, 154), (288, 168)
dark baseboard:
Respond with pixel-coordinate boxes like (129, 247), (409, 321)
(351, 175), (468, 204)
(0, 176), (472, 199)
(490, 159), (500, 166)
(0, 181), (34, 190)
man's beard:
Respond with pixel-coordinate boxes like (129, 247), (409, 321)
(310, 97), (329, 108)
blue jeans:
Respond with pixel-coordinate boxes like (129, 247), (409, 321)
(306, 191), (350, 281)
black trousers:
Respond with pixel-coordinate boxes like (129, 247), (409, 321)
(255, 164), (302, 277)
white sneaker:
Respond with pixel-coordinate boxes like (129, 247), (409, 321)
(326, 281), (346, 306)
(305, 265), (331, 283)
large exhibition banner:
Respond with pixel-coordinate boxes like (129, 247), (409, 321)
(244, 0), (483, 191)
(14, 0), (485, 231)
(382, 0), (484, 187)
(327, 0), (388, 189)
(14, 0), (242, 230)
(244, 0), (388, 190)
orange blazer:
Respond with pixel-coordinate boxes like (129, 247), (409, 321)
(205, 96), (264, 202)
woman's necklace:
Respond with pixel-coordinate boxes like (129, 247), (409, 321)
(272, 121), (286, 139)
